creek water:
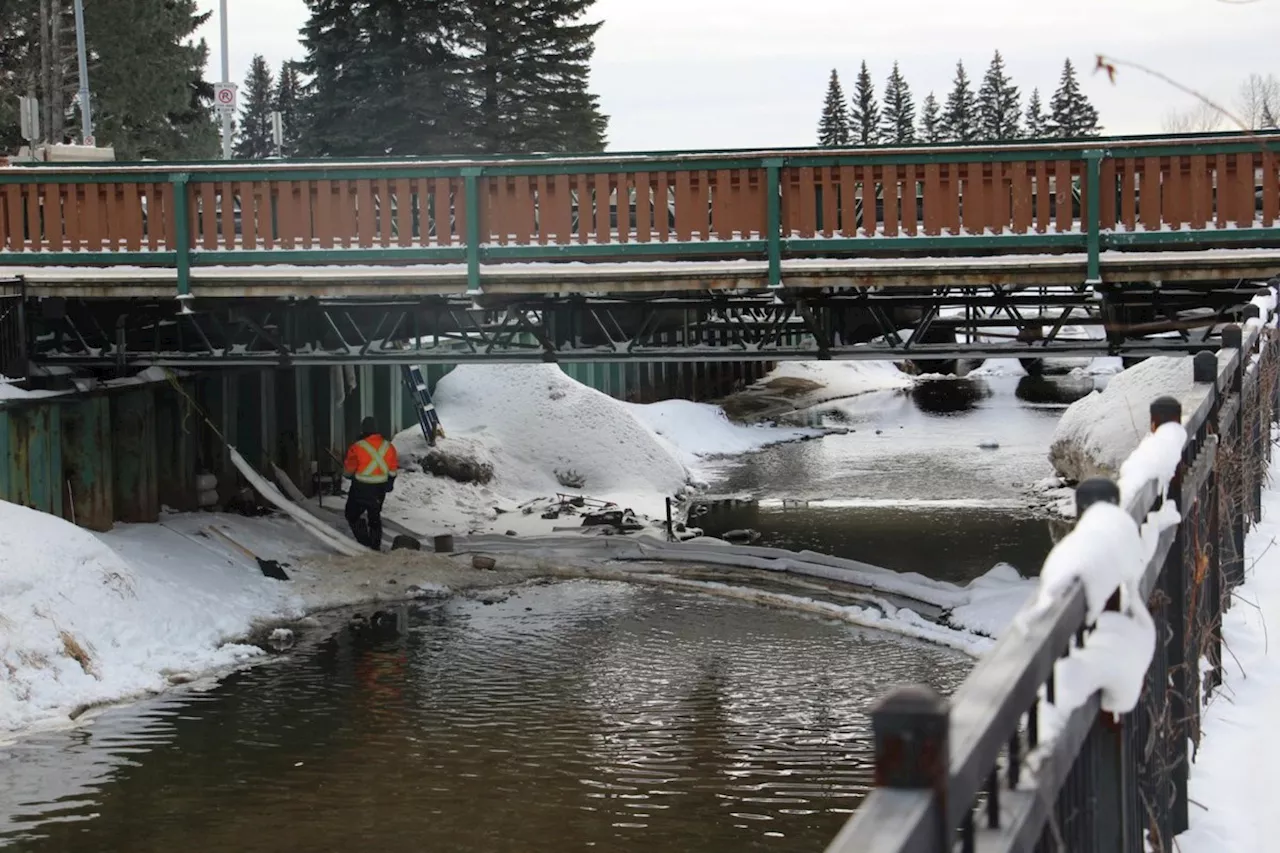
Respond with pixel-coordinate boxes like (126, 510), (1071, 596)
(0, 369), (1105, 852)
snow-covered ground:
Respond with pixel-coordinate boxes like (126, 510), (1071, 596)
(1176, 459), (1280, 852)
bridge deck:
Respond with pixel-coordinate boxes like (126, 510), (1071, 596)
(10, 247), (1280, 299)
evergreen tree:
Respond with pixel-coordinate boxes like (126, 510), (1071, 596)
(274, 61), (303, 156)
(234, 55), (275, 159)
(940, 61), (978, 142)
(817, 69), (851, 147)
(880, 62), (915, 144)
(300, 0), (473, 157)
(1024, 87), (1048, 138)
(918, 92), (942, 143)
(1048, 58), (1101, 138)
(976, 50), (1020, 140)
(850, 60), (880, 145)
(81, 0), (218, 159)
(458, 0), (608, 153)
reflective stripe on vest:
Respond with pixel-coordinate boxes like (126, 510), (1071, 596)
(355, 438), (392, 484)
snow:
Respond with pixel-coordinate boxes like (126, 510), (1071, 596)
(1117, 420), (1188, 505)
(1048, 356), (1208, 483)
(624, 398), (819, 466)
(1176, 461), (1280, 852)
(754, 360), (913, 406)
(0, 501), (303, 735)
(0, 375), (66, 401)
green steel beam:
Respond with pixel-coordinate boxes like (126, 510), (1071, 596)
(6, 129), (1278, 174)
(479, 240), (767, 262)
(784, 233), (1087, 254)
(462, 167), (483, 295)
(765, 158), (783, 288)
(1084, 149), (1104, 283)
(189, 247), (467, 266)
(0, 251), (178, 266)
(171, 173), (191, 297)
(1103, 228), (1280, 248)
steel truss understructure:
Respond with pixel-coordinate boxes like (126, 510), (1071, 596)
(21, 281), (1270, 371)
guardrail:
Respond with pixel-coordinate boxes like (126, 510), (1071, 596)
(826, 285), (1280, 852)
(0, 133), (1278, 295)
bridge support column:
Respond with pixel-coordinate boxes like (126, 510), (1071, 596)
(61, 396), (113, 531)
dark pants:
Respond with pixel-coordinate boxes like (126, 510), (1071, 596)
(345, 480), (386, 551)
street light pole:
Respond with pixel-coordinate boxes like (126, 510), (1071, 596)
(219, 0), (232, 159)
(72, 0), (92, 143)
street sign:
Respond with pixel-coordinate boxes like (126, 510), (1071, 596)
(18, 96), (39, 142)
(214, 82), (237, 114)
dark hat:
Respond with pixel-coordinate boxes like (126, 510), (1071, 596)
(360, 416), (377, 436)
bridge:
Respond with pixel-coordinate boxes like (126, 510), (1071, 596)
(0, 131), (1278, 373)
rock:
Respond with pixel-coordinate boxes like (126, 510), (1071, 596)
(166, 671), (197, 685)
(505, 530), (517, 537)
(472, 555), (497, 570)
(1049, 356), (1201, 482)
(978, 440), (1000, 450)
(267, 628), (295, 652)
(391, 534), (422, 551)
(722, 528), (761, 544)
(417, 445), (494, 484)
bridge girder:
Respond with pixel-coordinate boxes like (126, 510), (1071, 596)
(19, 282), (1266, 372)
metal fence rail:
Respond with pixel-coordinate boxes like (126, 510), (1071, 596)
(828, 285), (1280, 853)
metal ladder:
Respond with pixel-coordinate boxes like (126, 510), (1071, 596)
(401, 365), (443, 446)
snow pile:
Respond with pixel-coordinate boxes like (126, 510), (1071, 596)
(1048, 356), (1206, 483)
(0, 375), (64, 402)
(625, 398), (819, 467)
(1176, 469), (1280, 852)
(1117, 420), (1187, 506)
(386, 365), (694, 535)
(0, 501), (298, 734)
(762, 360), (913, 404)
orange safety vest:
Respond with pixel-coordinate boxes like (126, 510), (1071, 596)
(343, 434), (399, 485)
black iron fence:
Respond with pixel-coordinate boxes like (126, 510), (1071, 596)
(829, 282), (1280, 853)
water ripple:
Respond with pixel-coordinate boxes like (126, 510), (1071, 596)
(1, 580), (969, 852)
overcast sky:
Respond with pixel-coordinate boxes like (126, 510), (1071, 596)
(196, 0), (1280, 152)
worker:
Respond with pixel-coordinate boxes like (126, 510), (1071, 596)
(343, 416), (399, 551)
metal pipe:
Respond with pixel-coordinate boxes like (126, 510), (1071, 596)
(220, 0), (232, 160)
(72, 0), (92, 142)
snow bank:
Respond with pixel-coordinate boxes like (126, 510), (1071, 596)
(0, 501), (302, 735)
(625, 398), (818, 467)
(1177, 472), (1280, 852)
(1048, 356), (1205, 482)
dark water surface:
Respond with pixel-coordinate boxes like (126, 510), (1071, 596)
(0, 582), (969, 853)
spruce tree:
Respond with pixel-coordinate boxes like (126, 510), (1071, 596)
(1048, 58), (1101, 138)
(274, 61), (303, 156)
(880, 62), (915, 144)
(1024, 87), (1048, 138)
(234, 55), (276, 159)
(918, 92), (943, 143)
(850, 60), (880, 145)
(940, 61), (978, 142)
(300, 0), (473, 156)
(459, 0), (608, 153)
(976, 50), (1020, 140)
(82, 0), (218, 159)
(817, 69), (851, 147)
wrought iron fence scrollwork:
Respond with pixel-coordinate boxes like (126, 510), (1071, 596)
(828, 285), (1280, 853)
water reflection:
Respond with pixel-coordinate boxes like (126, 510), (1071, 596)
(1014, 375), (1098, 406)
(0, 582), (970, 853)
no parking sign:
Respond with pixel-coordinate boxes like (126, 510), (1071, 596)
(214, 83), (238, 115)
